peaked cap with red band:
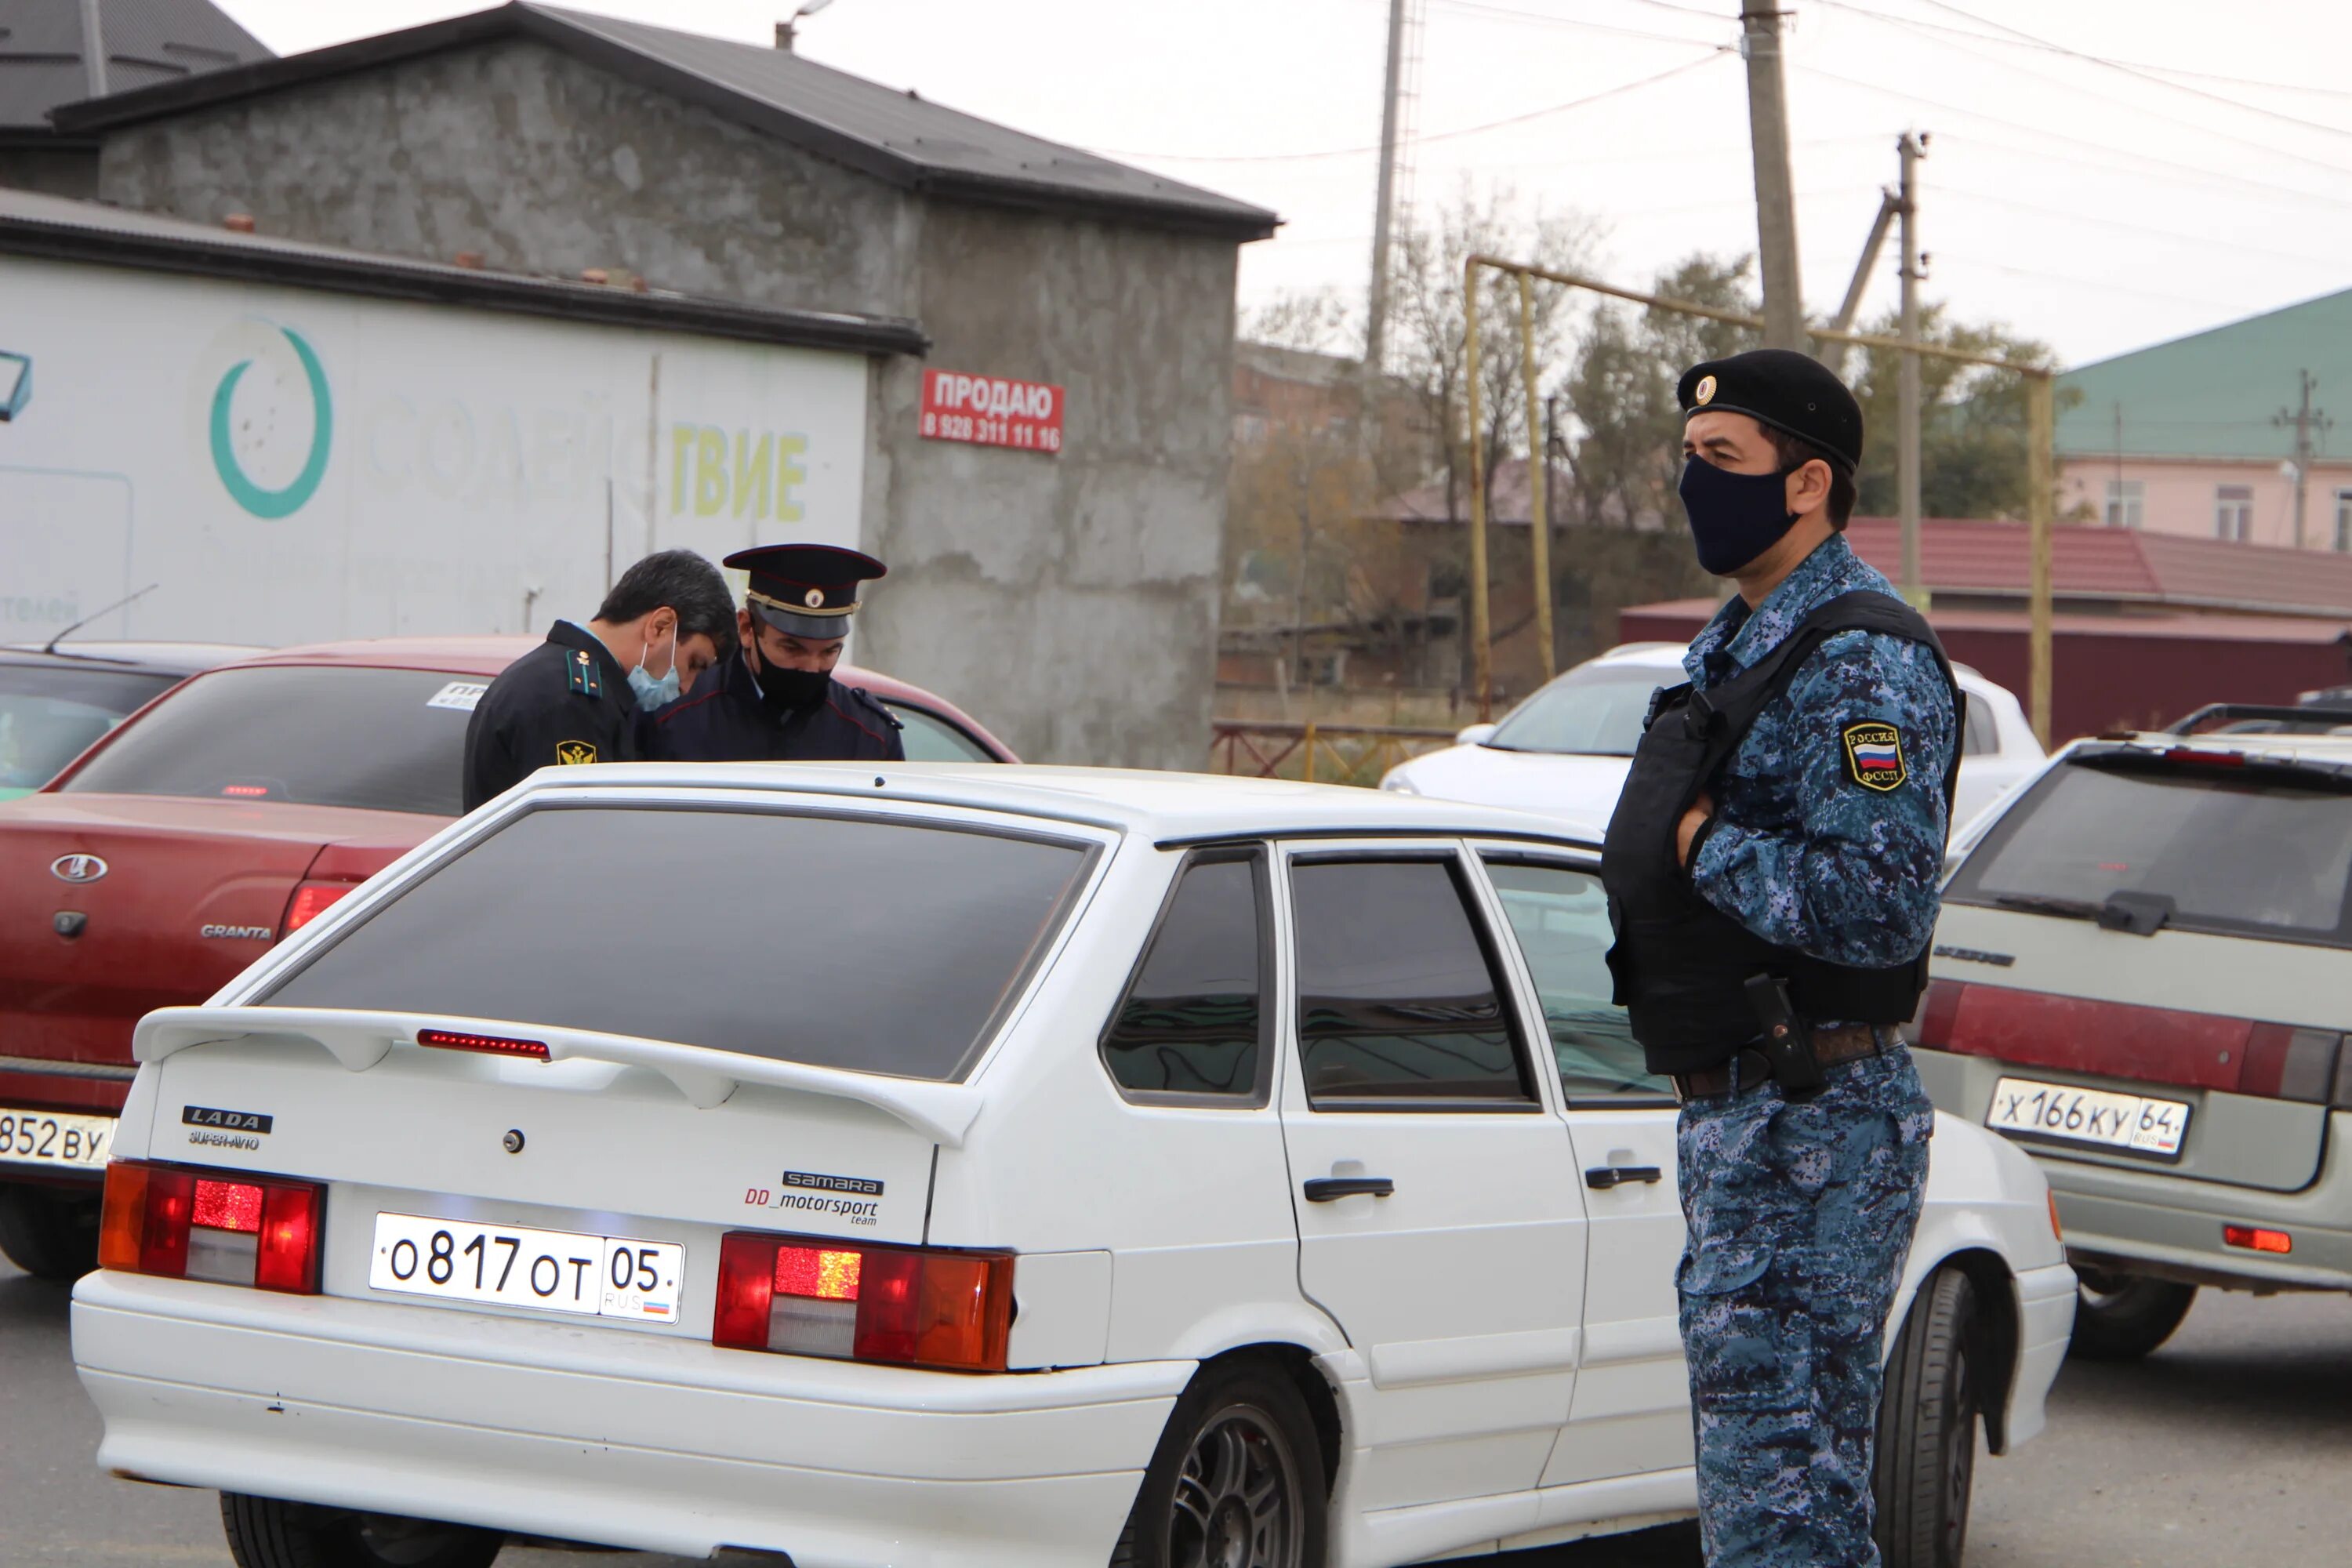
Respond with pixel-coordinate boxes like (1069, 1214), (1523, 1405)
(725, 543), (887, 642)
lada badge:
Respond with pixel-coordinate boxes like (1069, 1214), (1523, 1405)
(50, 854), (107, 884)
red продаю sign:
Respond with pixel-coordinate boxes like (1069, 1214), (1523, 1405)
(920, 369), (1064, 456)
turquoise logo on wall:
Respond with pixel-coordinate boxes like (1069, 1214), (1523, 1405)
(209, 325), (332, 518)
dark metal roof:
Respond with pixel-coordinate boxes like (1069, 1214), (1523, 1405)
(0, 0), (268, 138)
(0, 186), (929, 356)
(53, 2), (1279, 241)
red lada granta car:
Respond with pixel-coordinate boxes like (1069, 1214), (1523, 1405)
(0, 637), (1011, 1279)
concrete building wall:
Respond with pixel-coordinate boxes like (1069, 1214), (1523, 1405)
(89, 37), (1242, 766)
(857, 205), (1235, 767)
(96, 40), (918, 317)
(2059, 455), (2352, 553)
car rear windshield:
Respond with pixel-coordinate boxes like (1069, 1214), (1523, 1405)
(0, 664), (176, 791)
(1946, 754), (2352, 946)
(1484, 664), (1665, 757)
(61, 665), (482, 815)
(261, 805), (1096, 1080)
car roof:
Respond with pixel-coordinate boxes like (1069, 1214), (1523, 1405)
(1569, 641), (2002, 694)
(2081, 728), (2352, 762)
(513, 761), (1610, 848)
(1, 641), (263, 675)
(206, 637), (1011, 753)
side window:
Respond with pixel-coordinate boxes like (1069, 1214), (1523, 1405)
(1483, 858), (1674, 1102)
(885, 702), (998, 762)
(1962, 695), (1996, 757)
(1290, 857), (1534, 1108)
(1100, 853), (1269, 1102)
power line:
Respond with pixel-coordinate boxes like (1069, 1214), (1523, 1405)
(1093, 49), (1727, 163)
(1793, 60), (2352, 200)
(1933, 183), (2352, 271)
(1929, 249), (2249, 314)
(1901, 0), (2352, 115)
(1820, 0), (2352, 163)
(1938, 123), (2352, 217)
(1410, 0), (1725, 49)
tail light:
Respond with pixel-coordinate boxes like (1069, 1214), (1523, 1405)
(713, 1230), (1013, 1373)
(100, 1160), (323, 1293)
(2242, 1025), (2344, 1104)
(1906, 979), (1965, 1051)
(2223, 1224), (2292, 1254)
(2048, 1190), (2063, 1243)
(280, 880), (355, 936)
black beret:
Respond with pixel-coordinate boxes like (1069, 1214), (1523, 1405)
(1678, 348), (1864, 474)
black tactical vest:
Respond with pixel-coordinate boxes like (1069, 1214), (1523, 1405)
(1599, 590), (1963, 1075)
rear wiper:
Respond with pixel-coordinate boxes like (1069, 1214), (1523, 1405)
(1988, 890), (2172, 937)
(1991, 893), (2103, 920)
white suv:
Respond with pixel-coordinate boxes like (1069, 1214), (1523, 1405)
(1918, 705), (2352, 1359)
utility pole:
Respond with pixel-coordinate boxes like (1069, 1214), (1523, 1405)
(1896, 131), (1928, 607)
(1740, 3), (1805, 352)
(2274, 370), (2330, 550)
(1364, 0), (1411, 376)
(78, 0), (108, 96)
(1822, 189), (1897, 378)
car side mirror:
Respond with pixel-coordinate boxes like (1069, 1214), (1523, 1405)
(1455, 722), (1497, 747)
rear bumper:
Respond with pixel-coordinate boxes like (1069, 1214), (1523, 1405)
(73, 1271), (1185, 1567)
(1918, 1053), (2352, 1292)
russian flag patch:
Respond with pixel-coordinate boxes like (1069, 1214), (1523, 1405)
(1842, 721), (1908, 792)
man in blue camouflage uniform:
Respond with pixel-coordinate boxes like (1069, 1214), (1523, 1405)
(1600, 349), (1956, 1566)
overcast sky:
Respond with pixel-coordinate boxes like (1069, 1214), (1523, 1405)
(215, 1), (2352, 370)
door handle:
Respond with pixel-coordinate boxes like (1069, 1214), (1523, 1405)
(1584, 1165), (1664, 1190)
(1303, 1177), (1395, 1203)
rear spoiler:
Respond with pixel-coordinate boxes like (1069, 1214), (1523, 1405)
(133, 1007), (983, 1147)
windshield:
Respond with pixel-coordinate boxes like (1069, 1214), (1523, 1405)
(0, 664), (177, 794)
(64, 665), (485, 815)
(1484, 664), (1667, 757)
(262, 805), (1096, 1080)
(1946, 754), (2352, 946)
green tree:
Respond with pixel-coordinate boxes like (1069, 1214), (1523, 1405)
(1846, 306), (2071, 521)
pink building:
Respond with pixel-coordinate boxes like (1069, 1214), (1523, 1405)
(2057, 288), (2352, 551)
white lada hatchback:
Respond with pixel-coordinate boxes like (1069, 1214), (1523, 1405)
(72, 764), (2071, 1568)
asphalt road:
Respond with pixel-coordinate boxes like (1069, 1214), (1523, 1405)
(5, 1255), (2346, 1566)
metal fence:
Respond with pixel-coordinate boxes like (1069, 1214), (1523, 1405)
(1207, 719), (1459, 787)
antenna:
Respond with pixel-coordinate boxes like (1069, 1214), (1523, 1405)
(42, 583), (160, 655)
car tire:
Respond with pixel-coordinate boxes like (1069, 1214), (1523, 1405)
(1874, 1266), (1980, 1568)
(2068, 1269), (2195, 1361)
(1110, 1356), (1328, 1568)
(220, 1494), (504, 1568)
(0, 1185), (99, 1281)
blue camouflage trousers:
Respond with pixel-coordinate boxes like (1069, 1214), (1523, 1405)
(1675, 1046), (1935, 1567)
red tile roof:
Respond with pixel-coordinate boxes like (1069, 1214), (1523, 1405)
(1842, 517), (2352, 616)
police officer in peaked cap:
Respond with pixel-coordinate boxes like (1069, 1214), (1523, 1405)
(1599, 348), (1962, 1566)
(461, 549), (736, 812)
(644, 543), (906, 764)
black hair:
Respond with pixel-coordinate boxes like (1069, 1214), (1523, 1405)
(596, 550), (737, 657)
(1762, 427), (1858, 529)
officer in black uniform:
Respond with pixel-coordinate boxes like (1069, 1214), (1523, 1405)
(461, 549), (736, 811)
(645, 543), (905, 764)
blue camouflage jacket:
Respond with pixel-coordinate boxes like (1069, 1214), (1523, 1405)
(1682, 534), (1955, 970)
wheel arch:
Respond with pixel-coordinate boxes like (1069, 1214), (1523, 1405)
(1919, 1246), (2020, 1454)
(1190, 1341), (1343, 1498)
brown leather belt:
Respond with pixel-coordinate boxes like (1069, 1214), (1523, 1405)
(1671, 1025), (1885, 1102)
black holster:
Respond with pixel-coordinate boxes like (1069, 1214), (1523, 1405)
(1745, 975), (1826, 1098)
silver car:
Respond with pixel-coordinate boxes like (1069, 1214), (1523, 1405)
(1915, 704), (2352, 1358)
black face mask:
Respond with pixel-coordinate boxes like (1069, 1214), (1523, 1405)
(1678, 455), (1800, 576)
(750, 641), (830, 716)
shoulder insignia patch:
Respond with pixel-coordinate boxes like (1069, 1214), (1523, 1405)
(554, 739), (599, 767)
(565, 650), (602, 697)
(1842, 721), (1907, 792)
